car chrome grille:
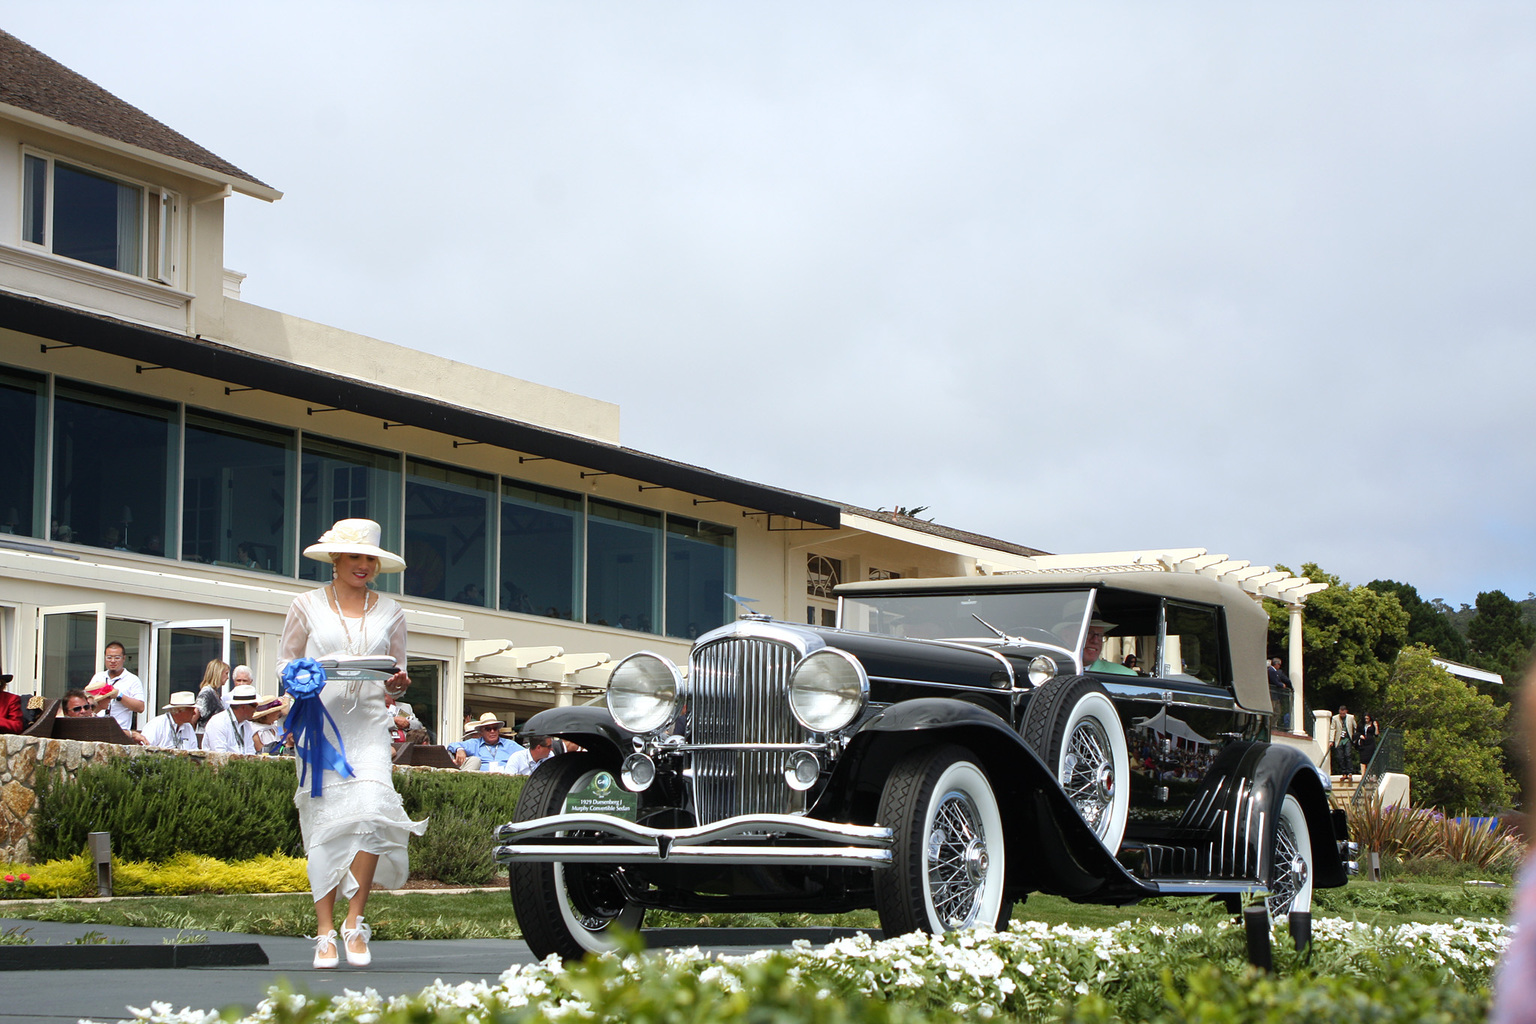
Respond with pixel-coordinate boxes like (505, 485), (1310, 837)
(687, 634), (809, 824)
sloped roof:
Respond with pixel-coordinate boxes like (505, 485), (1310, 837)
(0, 29), (272, 193)
(841, 505), (1050, 559)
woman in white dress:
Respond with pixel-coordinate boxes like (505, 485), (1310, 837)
(278, 519), (427, 969)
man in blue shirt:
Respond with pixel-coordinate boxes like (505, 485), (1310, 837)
(449, 713), (519, 771)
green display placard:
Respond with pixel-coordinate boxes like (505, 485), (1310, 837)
(563, 771), (638, 820)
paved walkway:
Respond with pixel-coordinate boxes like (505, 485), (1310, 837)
(0, 918), (870, 1024)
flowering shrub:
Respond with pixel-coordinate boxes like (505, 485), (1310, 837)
(0, 871), (30, 898)
(112, 916), (1510, 1024)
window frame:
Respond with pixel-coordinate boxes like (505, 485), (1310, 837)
(19, 147), (180, 286)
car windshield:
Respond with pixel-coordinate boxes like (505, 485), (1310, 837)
(840, 588), (1094, 652)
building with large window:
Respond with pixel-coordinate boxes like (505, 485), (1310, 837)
(0, 29), (1067, 740)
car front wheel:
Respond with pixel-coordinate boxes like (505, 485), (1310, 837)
(874, 744), (1007, 935)
(1022, 675), (1130, 852)
(508, 753), (645, 959)
(1265, 792), (1313, 918)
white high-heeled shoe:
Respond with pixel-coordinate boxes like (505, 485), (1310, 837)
(341, 917), (371, 967)
(312, 930), (339, 969)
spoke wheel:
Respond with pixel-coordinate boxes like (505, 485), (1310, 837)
(508, 753), (644, 960)
(874, 745), (1007, 936)
(1022, 676), (1130, 851)
(1265, 793), (1313, 919)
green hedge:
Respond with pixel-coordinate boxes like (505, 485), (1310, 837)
(32, 755), (526, 885)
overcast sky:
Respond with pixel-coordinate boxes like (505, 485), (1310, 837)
(10, 4), (1534, 608)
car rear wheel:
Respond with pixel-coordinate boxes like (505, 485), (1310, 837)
(508, 753), (645, 960)
(1265, 793), (1313, 919)
(1022, 676), (1130, 852)
(874, 745), (1008, 935)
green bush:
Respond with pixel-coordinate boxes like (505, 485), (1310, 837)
(33, 756), (302, 862)
(32, 754), (526, 880)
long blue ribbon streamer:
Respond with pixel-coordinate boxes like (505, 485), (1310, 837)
(280, 659), (355, 797)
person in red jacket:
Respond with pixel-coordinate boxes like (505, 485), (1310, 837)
(0, 673), (23, 734)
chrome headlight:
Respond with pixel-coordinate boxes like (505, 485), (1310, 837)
(1028, 655), (1057, 687)
(606, 653), (681, 734)
(788, 649), (867, 733)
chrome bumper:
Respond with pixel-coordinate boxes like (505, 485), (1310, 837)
(494, 813), (894, 868)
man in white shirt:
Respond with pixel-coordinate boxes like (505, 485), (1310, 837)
(86, 642), (145, 732)
(140, 691), (200, 750)
(203, 683), (259, 754)
(508, 734), (559, 775)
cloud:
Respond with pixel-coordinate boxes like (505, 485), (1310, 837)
(9, 2), (1535, 604)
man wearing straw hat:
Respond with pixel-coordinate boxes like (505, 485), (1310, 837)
(448, 713), (520, 771)
(140, 691), (200, 750)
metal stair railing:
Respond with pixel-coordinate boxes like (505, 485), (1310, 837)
(1350, 727), (1403, 814)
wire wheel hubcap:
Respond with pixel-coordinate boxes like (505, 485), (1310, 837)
(927, 790), (989, 928)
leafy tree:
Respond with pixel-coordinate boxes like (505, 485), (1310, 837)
(1376, 645), (1514, 812)
(1266, 564), (1408, 713)
(1365, 579), (1469, 662)
(1466, 590), (1535, 684)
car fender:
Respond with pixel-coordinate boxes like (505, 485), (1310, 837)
(520, 705), (634, 763)
(1248, 743), (1348, 888)
(819, 697), (1155, 903)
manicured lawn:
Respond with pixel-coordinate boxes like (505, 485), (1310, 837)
(0, 876), (1509, 940)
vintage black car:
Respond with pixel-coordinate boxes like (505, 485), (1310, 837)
(496, 570), (1352, 959)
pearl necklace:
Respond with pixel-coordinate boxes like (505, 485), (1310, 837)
(328, 583), (375, 656)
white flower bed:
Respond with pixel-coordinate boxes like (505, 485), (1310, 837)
(113, 917), (1514, 1024)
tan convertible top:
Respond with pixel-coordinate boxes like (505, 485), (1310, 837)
(837, 570), (1273, 713)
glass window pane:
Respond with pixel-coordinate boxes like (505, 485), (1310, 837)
(586, 499), (660, 631)
(299, 435), (402, 587)
(405, 658), (443, 743)
(23, 155), (46, 245)
(0, 367), (46, 539)
(500, 481), (582, 619)
(404, 459), (493, 604)
(53, 162), (141, 275)
(181, 411), (295, 571)
(1163, 602), (1227, 685)
(665, 516), (735, 639)
(51, 382), (176, 554)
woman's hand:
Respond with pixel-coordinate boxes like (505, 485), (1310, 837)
(384, 671), (410, 696)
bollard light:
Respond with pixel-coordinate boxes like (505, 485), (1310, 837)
(1288, 910), (1312, 952)
(1242, 905), (1273, 972)
(87, 831), (112, 897)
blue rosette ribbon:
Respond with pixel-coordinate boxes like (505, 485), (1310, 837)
(280, 658), (355, 797)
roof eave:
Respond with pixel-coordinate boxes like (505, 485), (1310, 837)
(0, 102), (282, 202)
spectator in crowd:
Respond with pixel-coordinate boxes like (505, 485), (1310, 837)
(140, 691), (200, 750)
(1268, 657), (1294, 730)
(0, 672), (22, 734)
(62, 688), (94, 717)
(251, 695), (292, 754)
(508, 734), (560, 775)
(1357, 711), (1380, 768)
(449, 713), (519, 771)
(385, 693), (425, 744)
(203, 683), (259, 753)
(197, 659), (230, 727)
(86, 642), (145, 732)
(1330, 704), (1358, 782)
(226, 664), (254, 703)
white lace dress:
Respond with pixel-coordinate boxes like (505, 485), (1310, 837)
(279, 586), (428, 903)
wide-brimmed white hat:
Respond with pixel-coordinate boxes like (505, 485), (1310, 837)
(160, 691), (197, 711)
(464, 712), (507, 737)
(228, 683), (260, 705)
(251, 695), (290, 720)
(302, 519), (406, 574)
